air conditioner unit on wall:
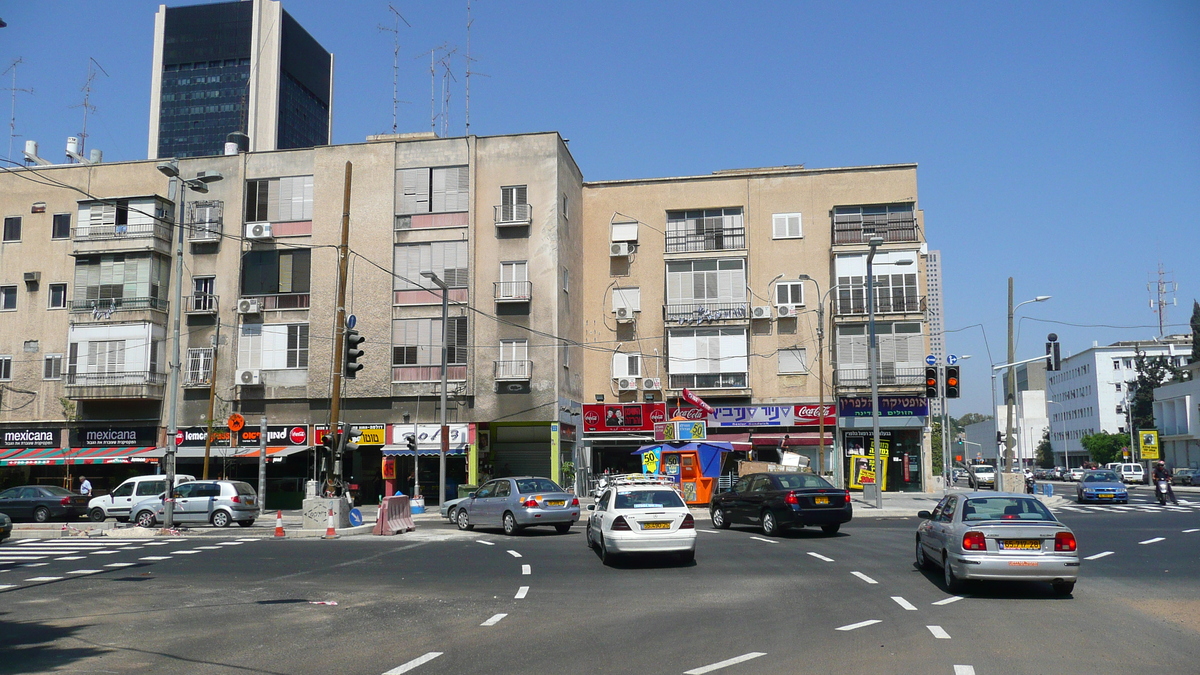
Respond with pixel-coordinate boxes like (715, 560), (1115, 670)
(236, 369), (261, 385)
(237, 298), (261, 314)
(641, 377), (661, 391)
(610, 242), (632, 257)
(615, 306), (636, 322)
(751, 306), (772, 320)
(245, 222), (273, 240)
(617, 377), (639, 391)
(776, 304), (798, 318)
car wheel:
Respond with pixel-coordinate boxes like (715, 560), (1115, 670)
(821, 524), (840, 536)
(554, 523), (571, 534)
(599, 534), (617, 566)
(88, 508), (107, 522)
(1076, 495), (1084, 504)
(761, 510), (780, 536)
(237, 520), (254, 528)
(33, 507), (51, 523)
(502, 511), (521, 536)
(943, 553), (964, 593)
(135, 510), (157, 528)
(585, 522), (595, 548)
(916, 537), (932, 570)
(445, 507), (457, 523)
(677, 549), (695, 564)
(211, 511), (231, 528)
(711, 506), (730, 529)
(1052, 581), (1075, 596)
(456, 509), (473, 531)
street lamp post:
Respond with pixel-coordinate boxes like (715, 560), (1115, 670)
(421, 270), (450, 507)
(157, 161), (222, 528)
(866, 236), (885, 509)
(1003, 281), (1050, 476)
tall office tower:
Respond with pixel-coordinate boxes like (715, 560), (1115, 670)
(148, 0), (333, 159)
(925, 249), (945, 416)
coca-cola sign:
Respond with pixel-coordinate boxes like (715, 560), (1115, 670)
(582, 403), (666, 432)
(668, 404), (835, 427)
(793, 404), (835, 426)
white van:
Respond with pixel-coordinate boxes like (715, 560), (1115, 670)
(1119, 463), (1146, 485)
(87, 474), (196, 522)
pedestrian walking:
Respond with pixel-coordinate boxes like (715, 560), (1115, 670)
(79, 476), (93, 496)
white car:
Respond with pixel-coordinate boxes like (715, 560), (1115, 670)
(585, 475), (696, 564)
(88, 474), (195, 522)
(1118, 463), (1146, 484)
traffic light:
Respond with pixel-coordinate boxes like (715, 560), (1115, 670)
(925, 367), (939, 398)
(344, 329), (365, 379)
(344, 431), (360, 454)
(945, 365), (960, 398)
(405, 433), (417, 453)
(1045, 333), (1061, 372)
(321, 433), (337, 454)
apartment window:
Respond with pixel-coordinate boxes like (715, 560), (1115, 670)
(286, 325), (309, 369)
(833, 203), (917, 244)
(3, 216), (20, 241)
(501, 185), (528, 212)
(666, 208), (745, 252)
(396, 166), (469, 215)
(86, 340), (126, 373)
(562, 193), (569, 220)
(73, 254), (170, 306)
(0, 355), (11, 380)
(240, 249), (311, 295)
(776, 282), (804, 306)
(1112, 359), (1121, 370)
(612, 352), (642, 379)
(237, 323), (310, 370)
(393, 241), (469, 290)
(562, 267), (569, 294)
(778, 348), (808, 374)
(244, 175), (314, 222)
(500, 339), (528, 363)
(498, 261), (529, 298)
(43, 354), (63, 380)
(48, 283), (67, 309)
(836, 322), (924, 382)
(562, 343), (570, 370)
(0, 285), (15, 310)
(667, 327), (748, 389)
(392, 317), (467, 367)
(1114, 383), (1122, 392)
(666, 258), (746, 317)
(185, 348), (213, 384)
(837, 272), (919, 314)
(773, 213), (802, 239)
(52, 213), (72, 239)
(612, 287), (641, 313)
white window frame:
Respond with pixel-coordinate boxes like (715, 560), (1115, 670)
(43, 354), (63, 380)
(612, 287), (641, 313)
(238, 323), (309, 371)
(772, 212), (803, 239)
(778, 348), (808, 374)
(665, 259), (747, 305)
(0, 355), (11, 380)
(611, 352), (643, 379)
(0, 285), (16, 311)
(185, 347), (213, 383)
(48, 283), (68, 310)
(775, 281), (804, 307)
(498, 261), (529, 299)
(610, 220), (639, 243)
(667, 327), (748, 376)
(394, 241), (469, 291)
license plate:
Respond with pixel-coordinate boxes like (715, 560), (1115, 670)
(999, 539), (1041, 550)
(545, 500), (565, 507)
(641, 522), (671, 530)
(815, 497), (830, 505)
(1098, 494), (1113, 499)
(1008, 561), (1038, 567)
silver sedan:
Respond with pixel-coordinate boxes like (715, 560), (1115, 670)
(916, 492), (1080, 596)
(456, 476), (580, 535)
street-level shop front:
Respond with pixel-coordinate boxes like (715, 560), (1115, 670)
(838, 395), (931, 493)
(382, 423), (471, 504)
(1, 425), (161, 492)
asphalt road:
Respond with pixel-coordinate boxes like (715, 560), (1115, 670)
(1, 503), (1197, 675)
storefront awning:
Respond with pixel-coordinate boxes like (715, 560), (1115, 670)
(0, 446), (159, 466)
(233, 446), (310, 463)
(381, 445), (467, 457)
(750, 432), (833, 447)
(704, 431), (753, 451)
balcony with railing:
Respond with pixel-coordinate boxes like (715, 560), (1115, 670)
(833, 211), (919, 245)
(834, 294), (925, 317)
(185, 294), (219, 315)
(72, 220), (174, 256)
(834, 366), (925, 389)
(187, 200), (223, 244)
(665, 227), (746, 253)
(392, 365), (468, 383)
(663, 301), (750, 324)
(494, 203), (532, 227)
(494, 360), (532, 381)
(65, 370), (167, 399)
(184, 348), (214, 388)
(240, 293), (311, 310)
(68, 297), (169, 324)
(494, 281), (532, 304)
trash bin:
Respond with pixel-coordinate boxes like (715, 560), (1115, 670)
(862, 483), (880, 502)
(457, 484), (477, 499)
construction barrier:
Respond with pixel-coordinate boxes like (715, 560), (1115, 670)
(373, 495), (416, 535)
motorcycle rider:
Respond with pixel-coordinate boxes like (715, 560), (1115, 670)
(1024, 467), (1036, 494)
(1152, 461), (1179, 505)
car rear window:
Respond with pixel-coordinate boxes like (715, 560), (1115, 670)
(615, 490), (685, 509)
(515, 479), (562, 494)
(233, 482), (256, 496)
(962, 497), (1056, 522)
(774, 474), (833, 490)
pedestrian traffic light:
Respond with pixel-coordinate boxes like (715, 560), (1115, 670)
(344, 329), (365, 379)
(405, 433), (417, 453)
(925, 367), (939, 398)
(945, 365), (960, 398)
(1045, 333), (1061, 372)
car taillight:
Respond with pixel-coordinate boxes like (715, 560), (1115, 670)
(843, 491), (852, 504)
(1055, 531), (1077, 552)
(60, 497), (70, 506)
(784, 492), (799, 505)
(231, 496), (241, 503)
(571, 497), (579, 506)
(962, 531), (987, 551)
(681, 514), (695, 529)
(522, 498), (538, 508)
(611, 515), (631, 531)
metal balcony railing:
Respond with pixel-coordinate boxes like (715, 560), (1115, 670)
(665, 227), (746, 253)
(494, 360), (532, 381)
(66, 371), (168, 387)
(664, 301), (750, 324)
(833, 213), (919, 245)
(68, 297), (169, 315)
(73, 221), (173, 242)
(494, 203), (532, 226)
(834, 294), (924, 316)
(494, 281), (532, 302)
(834, 366), (925, 387)
(185, 294), (219, 314)
(241, 293), (310, 310)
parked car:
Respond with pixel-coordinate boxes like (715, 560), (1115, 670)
(1067, 468), (1086, 482)
(0, 512), (11, 542)
(1118, 463), (1146, 485)
(440, 496), (466, 522)
(968, 465), (996, 490)
(130, 480), (258, 528)
(586, 476), (696, 564)
(0, 485), (89, 522)
(455, 476), (580, 535)
(88, 473), (196, 522)
(1075, 470), (1128, 504)
(1171, 468), (1197, 486)
(709, 472), (852, 536)
(916, 492), (1079, 596)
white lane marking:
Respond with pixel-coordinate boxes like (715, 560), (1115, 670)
(236, 538), (259, 542)
(521, 564), (531, 575)
(475, 540), (495, 546)
(1138, 537), (1165, 545)
(507, 550), (522, 558)
(104, 562), (137, 568)
(89, 550), (119, 555)
(1058, 507), (1085, 512)
(891, 596), (918, 611)
(139, 556), (172, 561)
(54, 556), (86, 561)
(480, 613), (507, 626)
(0, 584), (14, 590)
(22, 563), (49, 567)
(142, 542), (171, 546)
(807, 552), (834, 562)
(1184, 529), (1199, 533)
(381, 652), (444, 675)
(683, 652), (768, 674)
(851, 571), (878, 584)
(118, 547), (142, 550)
(1111, 506), (1135, 511)
(749, 536), (778, 544)
(217, 541), (243, 545)
(67, 569), (103, 575)
(515, 586), (529, 599)
(0, 556), (46, 561)
(697, 529), (722, 534)
(1084, 551), (1114, 560)
(954, 667), (976, 675)
(927, 625), (951, 639)
(932, 596), (963, 606)
(24, 576), (63, 582)
(836, 619), (881, 631)
(172, 550), (201, 554)
(196, 546), (221, 550)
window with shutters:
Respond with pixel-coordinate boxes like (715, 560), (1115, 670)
(496, 185), (530, 225)
(836, 273), (920, 314)
(237, 323), (310, 371)
(835, 322), (924, 386)
(393, 241), (469, 292)
(496, 339), (531, 380)
(43, 354), (63, 380)
(612, 287), (641, 313)
(395, 166), (469, 216)
(667, 327), (748, 389)
(666, 208), (745, 252)
(497, 261), (530, 300)
(86, 340), (126, 374)
(71, 254), (170, 311)
(611, 352), (642, 379)
(833, 203), (917, 245)
(240, 250), (311, 297)
(778, 348), (808, 374)
(772, 213), (802, 239)
(665, 258), (747, 322)
(244, 176), (314, 223)
(391, 317), (467, 382)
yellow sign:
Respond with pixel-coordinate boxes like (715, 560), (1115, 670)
(1139, 430), (1160, 461)
(358, 428), (386, 445)
(642, 449), (661, 474)
(848, 442), (891, 491)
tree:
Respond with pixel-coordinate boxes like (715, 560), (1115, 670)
(955, 412), (994, 428)
(1035, 428), (1055, 468)
(1080, 432), (1127, 466)
(930, 421), (944, 476)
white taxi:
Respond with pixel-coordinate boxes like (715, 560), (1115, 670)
(585, 475), (696, 564)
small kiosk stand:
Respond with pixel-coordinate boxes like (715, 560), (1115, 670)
(631, 440), (732, 506)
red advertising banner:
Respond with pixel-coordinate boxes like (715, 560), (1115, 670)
(582, 403), (667, 432)
(681, 388), (715, 414)
(793, 404), (836, 426)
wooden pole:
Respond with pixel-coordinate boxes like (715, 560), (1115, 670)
(326, 162), (353, 486)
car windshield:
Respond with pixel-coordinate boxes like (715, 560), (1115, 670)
(962, 497), (1056, 522)
(41, 486), (74, 496)
(1084, 472), (1119, 483)
(774, 474), (834, 489)
(514, 478), (563, 494)
(972, 466), (993, 474)
(614, 489), (685, 509)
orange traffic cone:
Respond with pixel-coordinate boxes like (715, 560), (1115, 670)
(273, 510), (285, 538)
(322, 507), (339, 539)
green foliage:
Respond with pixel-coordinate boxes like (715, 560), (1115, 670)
(1080, 432), (1127, 466)
(930, 421), (944, 476)
(955, 412), (993, 428)
(1131, 347), (1181, 431)
(1036, 428), (1055, 468)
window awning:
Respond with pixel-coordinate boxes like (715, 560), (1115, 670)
(749, 432), (833, 447)
(0, 447), (159, 466)
(234, 446), (310, 463)
(382, 445), (467, 457)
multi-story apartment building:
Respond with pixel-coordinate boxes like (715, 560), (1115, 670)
(1153, 361), (1199, 470)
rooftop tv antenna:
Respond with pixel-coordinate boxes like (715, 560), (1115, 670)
(1, 58), (33, 165)
(70, 58), (108, 159)
(437, 48), (458, 138)
(464, 0), (490, 137)
(377, 4), (411, 134)
(418, 43), (453, 134)
(1148, 263), (1178, 338)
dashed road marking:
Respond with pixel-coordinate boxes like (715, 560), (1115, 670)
(480, 613), (507, 626)
(196, 546), (221, 550)
(381, 652), (443, 674)
(927, 625), (951, 639)
(932, 596), (963, 606)
(749, 536), (778, 544)
(836, 619), (881, 631)
(807, 552), (834, 562)
(683, 652), (768, 674)
(217, 541), (244, 545)
(475, 540), (495, 546)
(139, 556), (172, 561)
(24, 576), (63, 582)
(173, 550), (201, 554)
(515, 586), (529, 599)
(54, 556), (86, 561)
(67, 569), (102, 575)
(104, 563), (136, 568)
(697, 529), (723, 534)
(21, 563), (48, 568)
(1138, 537), (1165, 545)
(851, 571), (878, 584)
(89, 550), (120, 555)
(1183, 529), (1199, 533)
(507, 550), (522, 558)
(143, 542), (172, 546)
(891, 596), (917, 611)
(954, 667), (976, 675)
(1084, 551), (1114, 560)
(521, 564), (531, 575)
(0, 584), (16, 590)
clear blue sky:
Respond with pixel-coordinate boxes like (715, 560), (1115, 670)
(2, 1), (1197, 417)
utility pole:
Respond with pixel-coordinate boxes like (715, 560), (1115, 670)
(326, 162), (353, 488)
(1005, 278), (1016, 474)
(257, 415), (267, 516)
(421, 271), (450, 506)
(202, 317), (220, 479)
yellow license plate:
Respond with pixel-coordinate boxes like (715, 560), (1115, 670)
(1000, 539), (1040, 550)
(642, 522), (671, 530)
(815, 497), (830, 505)
(1098, 494), (1113, 499)
(545, 500), (565, 507)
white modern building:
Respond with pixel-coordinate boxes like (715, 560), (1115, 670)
(1153, 361), (1199, 470)
(925, 249), (944, 416)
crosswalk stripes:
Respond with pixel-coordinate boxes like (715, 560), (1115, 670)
(1056, 501), (1200, 515)
(1, 538), (259, 589)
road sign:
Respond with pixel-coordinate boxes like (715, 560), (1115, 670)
(227, 413), (245, 432)
(346, 314), (357, 329)
(947, 354), (958, 365)
(925, 354), (937, 366)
